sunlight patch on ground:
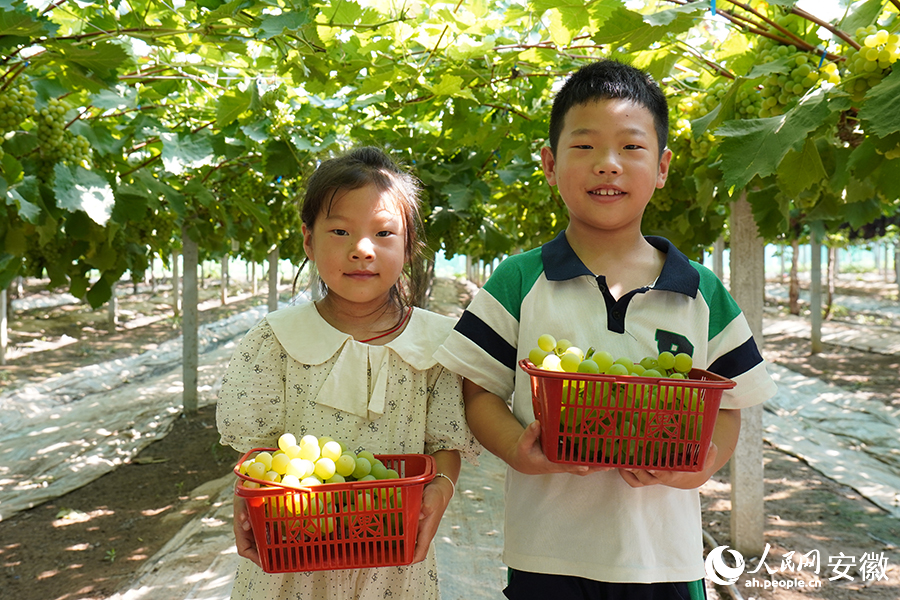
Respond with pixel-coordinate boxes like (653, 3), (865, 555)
(4, 334), (79, 360)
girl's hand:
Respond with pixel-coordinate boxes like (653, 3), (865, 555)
(232, 493), (262, 567)
(618, 442), (719, 490)
(413, 475), (455, 563)
(510, 420), (610, 476)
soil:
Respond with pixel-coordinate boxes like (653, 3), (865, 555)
(1, 275), (899, 600)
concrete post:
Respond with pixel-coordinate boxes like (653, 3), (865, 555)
(728, 193), (766, 557)
(182, 228), (199, 414)
(810, 227), (823, 355)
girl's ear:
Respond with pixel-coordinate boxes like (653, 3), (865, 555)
(301, 223), (314, 261)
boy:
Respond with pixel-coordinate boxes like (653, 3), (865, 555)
(434, 60), (777, 599)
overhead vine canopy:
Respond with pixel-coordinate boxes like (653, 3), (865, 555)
(1, 0), (898, 305)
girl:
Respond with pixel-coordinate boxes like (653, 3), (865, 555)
(217, 146), (480, 600)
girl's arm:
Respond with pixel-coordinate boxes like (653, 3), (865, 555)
(413, 449), (460, 563)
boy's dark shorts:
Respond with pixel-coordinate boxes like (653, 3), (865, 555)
(503, 568), (708, 600)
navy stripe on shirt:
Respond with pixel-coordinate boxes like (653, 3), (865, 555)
(708, 337), (764, 380)
(456, 311), (518, 372)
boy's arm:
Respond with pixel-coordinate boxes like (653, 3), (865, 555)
(619, 407), (741, 489)
(464, 379), (600, 475)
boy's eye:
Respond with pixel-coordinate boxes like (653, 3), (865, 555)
(624, 144), (643, 150)
(573, 144), (593, 150)
(332, 229), (348, 236)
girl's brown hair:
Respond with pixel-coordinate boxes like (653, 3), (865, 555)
(294, 146), (427, 313)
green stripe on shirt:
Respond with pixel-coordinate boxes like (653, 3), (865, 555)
(482, 247), (545, 322)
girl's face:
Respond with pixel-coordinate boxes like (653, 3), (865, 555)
(302, 183), (407, 308)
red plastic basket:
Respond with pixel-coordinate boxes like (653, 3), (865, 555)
(234, 449), (435, 573)
(519, 359), (736, 472)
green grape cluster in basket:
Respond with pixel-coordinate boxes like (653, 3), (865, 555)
(239, 433), (399, 489)
(238, 433), (408, 543)
(527, 335), (705, 466)
(528, 333), (694, 378)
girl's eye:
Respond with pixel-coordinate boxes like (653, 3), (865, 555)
(376, 230), (393, 238)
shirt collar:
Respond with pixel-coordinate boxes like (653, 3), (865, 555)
(265, 301), (449, 370)
(541, 230), (698, 298)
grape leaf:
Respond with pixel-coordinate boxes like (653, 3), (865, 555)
(86, 275), (113, 308)
(691, 78), (743, 138)
(0, 4), (55, 37)
(776, 138), (827, 197)
(444, 183), (474, 211)
(6, 177), (41, 223)
(160, 132), (214, 175)
(843, 196), (888, 229)
(873, 157), (900, 200)
(263, 140), (302, 178)
(642, 2), (705, 27)
(839, 0), (883, 35)
(592, 7), (669, 47)
(427, 75), (475, 100)
(233, 196), (273, 237)
(55, 41), (130, 78)
(747, 186), (790, 241)
(258, 12), (310, 40)
(857, 68), (900, 138)
(112, 183), (152, 222)
(715, 90), (849, 190)
(53, 165), (115, 226)
(847, 137), (882, 181)
(0, 253), (23, 291)
(216, 91), (252, 129)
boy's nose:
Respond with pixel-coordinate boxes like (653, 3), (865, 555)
(594, 150), (621, 175)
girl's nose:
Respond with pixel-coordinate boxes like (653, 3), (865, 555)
(351, 237), (375, 260)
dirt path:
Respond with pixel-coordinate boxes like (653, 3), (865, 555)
(0, 276), (898, 600)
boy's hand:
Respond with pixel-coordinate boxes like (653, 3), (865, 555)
(232, 493), (262, 567)
(618, 442), (719, 489)
(462, 379), (607, 477)
(621, 408), (741, 489)
(511, 420), (610, 476)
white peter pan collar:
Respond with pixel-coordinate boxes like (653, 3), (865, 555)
(265, 301), (454, 420)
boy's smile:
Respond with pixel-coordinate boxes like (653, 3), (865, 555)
(541, 98), (672, 239)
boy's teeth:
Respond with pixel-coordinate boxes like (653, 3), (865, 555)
(591, 189), (621, 196)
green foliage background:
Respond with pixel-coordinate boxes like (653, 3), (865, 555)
(2, 0), (899, 305)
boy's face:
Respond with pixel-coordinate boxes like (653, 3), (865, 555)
(540, 98), (672, 238)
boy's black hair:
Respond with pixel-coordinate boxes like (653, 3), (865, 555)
(548, 60), (669, 158)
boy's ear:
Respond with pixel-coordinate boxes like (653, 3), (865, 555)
(540, 146), (558, 186)
(656, 148), (673, 189)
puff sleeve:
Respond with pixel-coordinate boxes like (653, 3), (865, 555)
(423, 364), (481, 465)
(216, 319), (288, 454)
